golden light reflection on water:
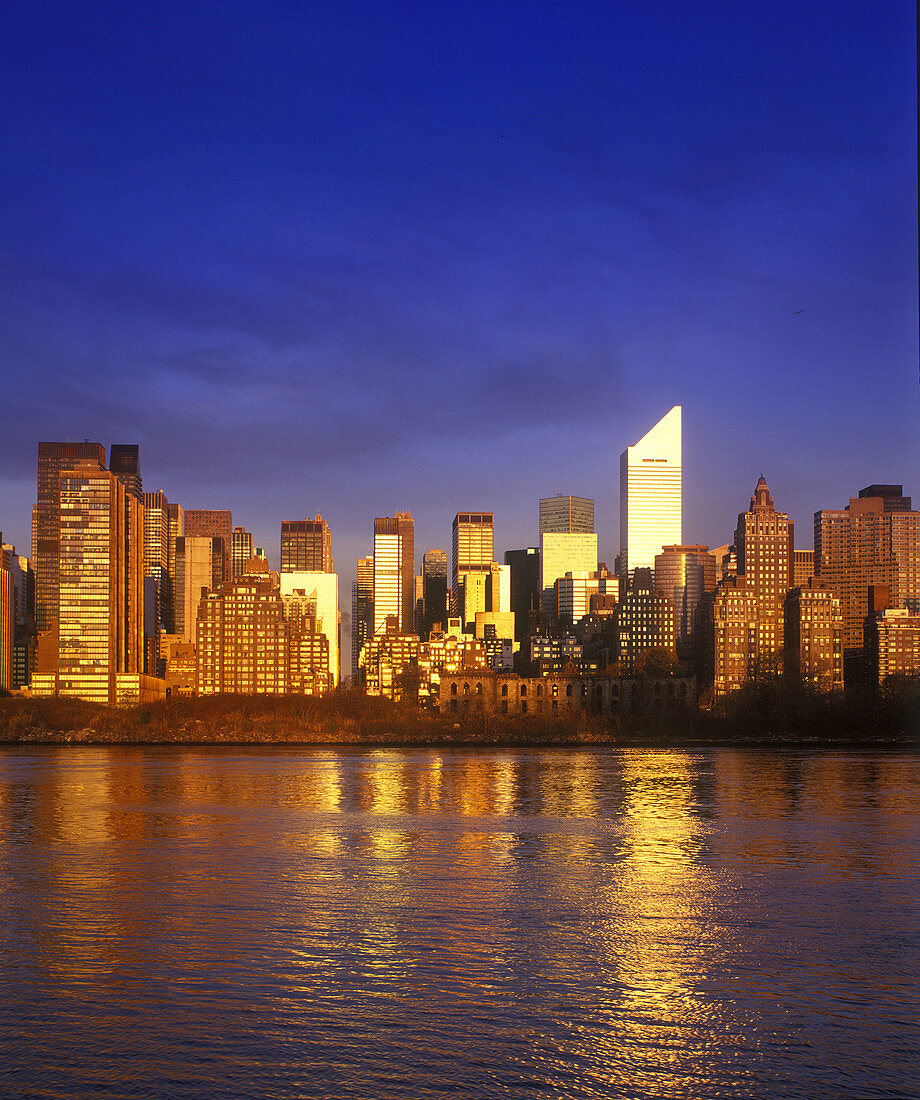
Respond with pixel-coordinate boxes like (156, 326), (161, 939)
(0, 747), (918, 1099)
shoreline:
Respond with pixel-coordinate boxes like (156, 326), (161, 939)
(2, 690), (917, 750)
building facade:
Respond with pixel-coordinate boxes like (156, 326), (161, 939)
(279, 571), (339, 687)
(34, 441), (107, 633)
(540, 531), (598, 622)
(451, 512), (493, 626)
(373, 513), (415, 635)
(538, 495), (594, 534)
(196, 576), (288, 695)
(421, 549), (448, 636)
(505, 548), (541, 641)
(865, 607), (920, 685)
(280, 514), (333, 573)
(784, 580), (843, 691)
(352, 555), (374, 683)
(732, 476), (793, 669)
(654, 544), (717, 657)
(815, 485), (920, 655)
(175, 536), (224, 642)
(231, 526), (255, 577)
(31, 460), (150, 704)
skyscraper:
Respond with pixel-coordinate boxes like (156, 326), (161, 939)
(421, 549), (448, 637)
(0, 548), (12, 692)
(352, 555), (374, 682)
(654, 544), (717, 656)
(505, 547), (541, 641)
(144, 490), (182, 635)
(540, 531), (598, 622)
(231, 526), (255, 577)
(184, 509), (233, 542)
(184, 509), (232, 579)
(34, 459), (145, 704)
(539, 495), (594, 534)
(280, 515), (333, 573)
(815, 485), (920, 655)
(732, 475), (793, 665)
(109, 444), (142, 499)
(451, 512), (494, 628)
(279, 571), (340, 687)
(619, 406), (682, 582)
(175, 536), (224, 642)
(34, 441), (106, 632)
(373, 513), (415, 635)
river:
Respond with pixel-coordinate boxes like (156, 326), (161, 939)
(0, 746), (917, 1098)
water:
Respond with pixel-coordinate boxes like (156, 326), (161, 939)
(0, 746), (918, 1098)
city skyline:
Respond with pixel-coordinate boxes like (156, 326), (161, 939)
(0, 3), (915, 592)
(3, 427), (919, 601)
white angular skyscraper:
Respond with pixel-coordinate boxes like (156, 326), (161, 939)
(619, 406), (682, 582)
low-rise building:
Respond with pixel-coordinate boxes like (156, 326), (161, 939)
(437, 671), (696, 718)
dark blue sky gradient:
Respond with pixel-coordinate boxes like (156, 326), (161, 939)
(1, 1), (916, 592)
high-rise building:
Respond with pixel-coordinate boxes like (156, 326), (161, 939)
(109, 444), (142, 499)
(0, 541), (35, 690)
(540, 531), (598, 621)
(196, 576), (288, 696)
(0, 548), (12, 692)
(732, 476), (793, 667)
(792, 551), (814, 588)
(352, 555), (374, 683)
(505, 548), (541, 642)
(34, 441), (106, 632)
(619, 406), (682, 582)
(175, 536), (224, 642)
(708, 577), (759, 698)
(421, 549), (448, 637)
(279, 572), (339, 687)
(280, 515), (333, 573)
(31, 460), (147, 704)
(231, 526), (255, 577)
(184, 509), (232, 579)
(555, 568), (618, 627)
(143, 490), (181, 636)
(539, 496), (594, 535)
(451, 513), (494, 621)
(184, 509), (233, 542)
(784, 579), (843, 691)
(166, 502), (183, 626)
(614, 568), (677, 674)
(654, 544), (717, 657)
(815, 485), (920, 655)
(373, 513), (415, 635)
(865, 605), (920, 686)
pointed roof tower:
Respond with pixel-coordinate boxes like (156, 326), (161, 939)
(750, 475), (775, 512)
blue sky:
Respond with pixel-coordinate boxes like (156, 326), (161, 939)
(1, 0), (916, 588)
